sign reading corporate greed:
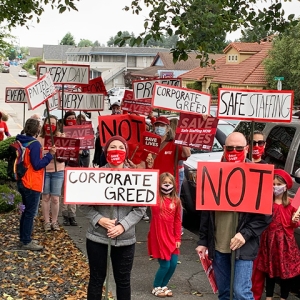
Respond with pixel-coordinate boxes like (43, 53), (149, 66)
(218, 88), (294, 122)
(37, 63), (90, 84)
(64, 168), (159, 205)
(152, 83), (211, 114)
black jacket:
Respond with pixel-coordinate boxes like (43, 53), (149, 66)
(198, 211), (272, 261)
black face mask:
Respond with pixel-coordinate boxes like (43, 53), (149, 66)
(160, 184), (174, 195)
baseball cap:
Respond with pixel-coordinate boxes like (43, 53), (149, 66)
(153, 116), (170, 126)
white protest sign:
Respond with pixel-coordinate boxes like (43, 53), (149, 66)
(37, 63), (90, 84)
(152, 83), (211, 114)
(59, 92), (105, 111)
(218, 88), (294, 122)
(5, 87), (28, 103)
(25, 72), (57, 110)
(64, 168), (159, 205)
(133, 78), (181, 100)
(48, 92), (60, 111)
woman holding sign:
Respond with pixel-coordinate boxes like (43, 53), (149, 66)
(37, 115), (65, 231)
(80, 135), (146, 300)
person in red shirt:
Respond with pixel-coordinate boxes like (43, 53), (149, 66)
(148, 172), (182, 297)
(0, 112), (11, 141)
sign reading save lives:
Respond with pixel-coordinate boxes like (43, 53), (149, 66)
(64, 168), (159, 205)
(25, 72), (57, 110)
(37, 63), (89, 84)
(152, 83), (211, 114)
(218, 88), (294, 122)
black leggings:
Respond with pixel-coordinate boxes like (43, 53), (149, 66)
(266, 274), (292, 299)
(86, 239), (135, 300)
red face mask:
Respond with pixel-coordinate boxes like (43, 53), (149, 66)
(66, 119), (76, 126)
(44, 124), (56, 134)
(252, 146), (264, 159)
(224, 150), (245, 163)
(106, 150), (126, 166)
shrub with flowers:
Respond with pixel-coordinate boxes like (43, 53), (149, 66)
(0, 185), (22, 213)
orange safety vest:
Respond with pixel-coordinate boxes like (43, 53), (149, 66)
(21, 146), (45, 192)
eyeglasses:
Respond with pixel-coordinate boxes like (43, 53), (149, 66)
(225, 146), (246, 152)
(252, 140), (265, 146)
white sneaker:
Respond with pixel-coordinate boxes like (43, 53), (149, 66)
(143, 214), (150, 221)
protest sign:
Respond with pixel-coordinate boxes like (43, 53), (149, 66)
(175, 113), (218, 150)
(37, 63), (90, 84)
(218, 88), (294, 122)
(59, 92), (105, 111)
(199, 252), (218, 294)
(121, 90), (152, 115)
(25, 72), (57, 110)
(75, 76), (107, 94)
(44, 136), (80, 162)
(5, 87), (28, 103)
(48, 92), (60, 111)
(133, 78), (181, 100)
(142, 132), (161, 155)
(64, 168), (159, 205)
(63, 124), (95, 150)
(98, 114), (146, 145)
(152, 83), (211, 115)
(196, 162), (274, 214)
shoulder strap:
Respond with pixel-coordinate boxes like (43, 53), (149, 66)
(173, 145), (179, 179)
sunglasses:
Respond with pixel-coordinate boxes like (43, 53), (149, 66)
(225, 146), (246, 152)
(252, 140), (265, 146)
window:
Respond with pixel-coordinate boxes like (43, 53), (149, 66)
(263, 126), (296, 170)
(228, 56), (231, 61)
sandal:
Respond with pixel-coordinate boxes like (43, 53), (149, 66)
(162, 286), (173, 297)
(152, 287), (166, 298)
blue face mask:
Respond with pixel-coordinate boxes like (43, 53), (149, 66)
(155, 126), (167, 136)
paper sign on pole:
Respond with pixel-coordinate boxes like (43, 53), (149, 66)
(133, 78), (181, 100)
(196, 162), (274, 214)
(64, 168), (159, 205)
(25, 72), (57, 110)
(175, 113), (218, 150)
(75, 76), (107, 94)
(121, 90), (152, 115)
(152, 83), (211, 115)
(37, 63), (90, 84)
(59, 92), (105, 111)
(218, 88), (294, 123)
(5, 87), (28, 103)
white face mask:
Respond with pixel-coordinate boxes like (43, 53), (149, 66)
(273, 184), (286, 196)
(155, 126), (167, 136)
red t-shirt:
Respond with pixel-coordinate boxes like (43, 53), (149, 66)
(0, 121), (8, 141)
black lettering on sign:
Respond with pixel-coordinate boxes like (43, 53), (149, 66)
(201, 166), (222, 205)
(225, 168), (245, 207)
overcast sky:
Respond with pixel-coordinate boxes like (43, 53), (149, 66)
(9, 0), (300, 48)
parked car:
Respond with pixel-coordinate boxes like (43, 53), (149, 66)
(108, 88), (132, 108)
(18, 69), (27, 77)
(1, 65), (10, 73)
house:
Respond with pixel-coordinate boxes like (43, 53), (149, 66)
(178, 41), (273, 93)
(27, 47), (43, 60)
(131, 52), (224, 79)
(43, 45), (73, 64)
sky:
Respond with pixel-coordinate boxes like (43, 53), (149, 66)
(9, 0), (300, 48)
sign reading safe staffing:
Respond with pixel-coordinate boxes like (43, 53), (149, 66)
(64, 168), (159, 205)
(218, 88), (294, 123)
(196, 162), (274, 214)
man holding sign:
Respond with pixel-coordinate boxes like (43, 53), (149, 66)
(196, 132), (272, 300)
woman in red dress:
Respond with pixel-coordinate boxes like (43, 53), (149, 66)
(256, 169), (300, 300)
(148, 172), (182, 298)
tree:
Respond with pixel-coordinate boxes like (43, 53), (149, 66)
(1, 0), (77, 28)
(107, 31), (134, 46)
(264, 23), (300, 104)
(0, 27), (14, 59)
(60, 32), (76, 46)
(122, 0), (299, 65)
(93, 40), (100, 47)
(239, 25), (274, 42)
(78, 39), (93, 47)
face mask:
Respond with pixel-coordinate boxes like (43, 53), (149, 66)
(161, 183), (174, 195)
(44, 124), (56, 134)
(273, 185), (286, 196)
(155, 126), (167, 136)
(112, 109), (121, 115)
(66, 119), (76, 126)
(252, 146), (264, 159)
(106, 150), (126, 166)
(224, 150), (245, 163)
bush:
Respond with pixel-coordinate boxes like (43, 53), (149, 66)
(0, 136), (16, 160)
(0, 184), (22, 213)
(0, 160), (8, 180)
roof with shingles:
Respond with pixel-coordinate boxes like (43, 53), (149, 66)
(43, 45), (72, 60)
(179, 42), (272, 85)
(27, 47), (43, 58)
(223, 42), (265, 53)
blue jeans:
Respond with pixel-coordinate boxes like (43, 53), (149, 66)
(43, 171), (64, 196)
(213, 250), (254, 300)
(17, 181), (41, 245)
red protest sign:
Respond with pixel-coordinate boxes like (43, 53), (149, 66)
(196, 162), (274, 214)
(292, 189), (300, 209)
(75, 76), (107, 94)
(175, 113), (218, 151)
(142, 132), (161, 155)
(44, 136), (80, 162)
(121, 90), (152, 115)
(199, 253), (218, 294)
(98, 114), (146, 145)
(63, 124), (95, 150)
